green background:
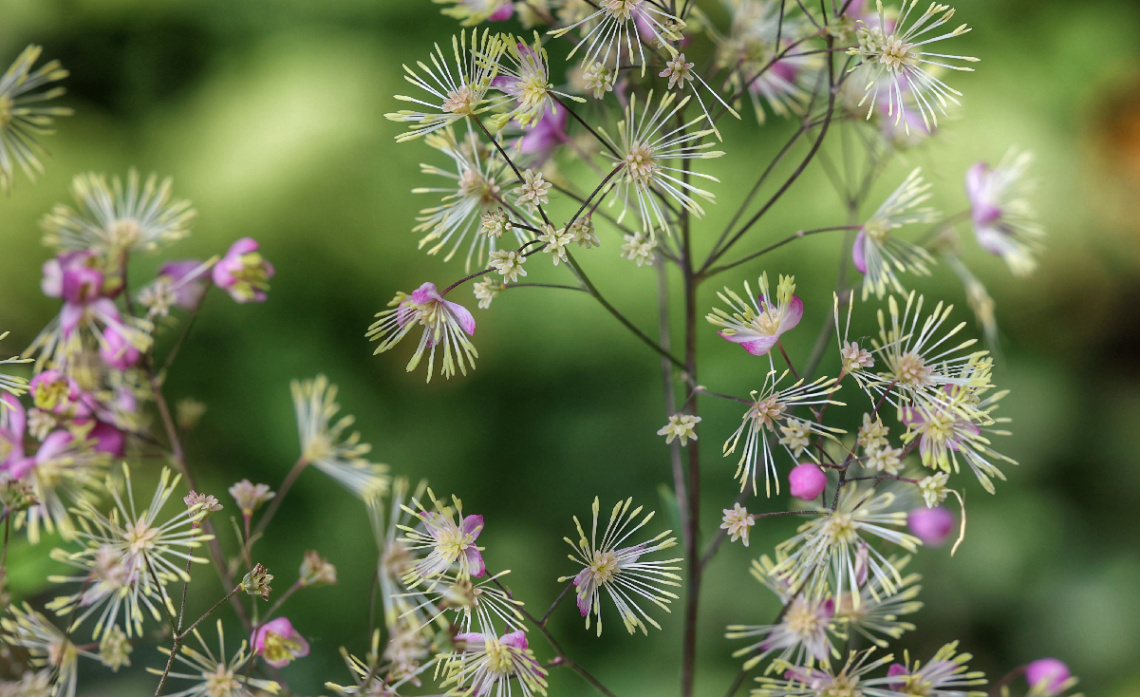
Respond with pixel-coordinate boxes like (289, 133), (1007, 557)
(1, 0), (1139, 694)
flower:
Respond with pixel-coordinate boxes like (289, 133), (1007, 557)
(138, 259), (213, 317)
(551, 0), (683, 78)
(437, 0), (514, 25)
(292, 375), (390, 499)
(834, 555), (922, 648)
(386, 29), (505, 142)
(847, 0), (979, 130)
(887, 641), (988, 697)
(473, 278), (503, 309)
(537, 223), (572, 266)
(1025, 658), (1073, 697)
(726, 595), (836, 671)
(917, 472), (949, 508)
(966, 148), (1043, 277)
(907, 506), (955, 546)
(620, 231), (657, 266)
(400, 489), (486, 584)
(422, 569), (525, 635)
(443, 627), (548, 697)
(722, 371), (842, 496)
(865, 444), (904, 475)
(721, 503), (755, 546)
(772, 486), (920, 605)
(788, 463), (828, 501)
(568, 216), (599, 248)
(253, 617), (310, 669)
(149, 620), (280, 697)
(229, 479), (275, 516)
(97, 626), (132, 672)
(42, 170), (195, 254)
(299, 550), (338, 587)
(657, 412), (701, 446)
(212, 238), (275, 303)
(752, 648), (899, 697)
(515, 168), (552, 212)
(0, 603), (87, 697)
(492, 33), (580, 129)
(367, 281), (479, 382)
(601, 91), (723, 236)
(28, 369), (79, 414)
(559, 497), (682, 636)
(853, 169), (937, 300)
(488, 249), (528, 282)
(516, 105), (570, 165)
(708, 273), (803, 357)
(414, 129), (521, 272)
(53, 465), (212, 637)
(0, 45), (72, 192)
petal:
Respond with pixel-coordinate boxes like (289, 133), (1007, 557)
(500, 630), (529, 650)
(447, 300), (477, 337)
(463, 546), (486, 577)
(36, 430), (74, 462)
(410, 282), (441, 305)
(852, 229), (868, 274)
(965, 161), (989, 204)
(782, 295), (803, 332)
(738, 336), (779, 356)
(460, 514), (484, 538)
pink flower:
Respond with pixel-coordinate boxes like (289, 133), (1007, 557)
(0, 394), (29, 475)
(516, 106), (569, 165)
(99, 324), (142, 370)
(158, 259), (211, 311)
(252, 617), (310, 668)
(487, 1), (513, 21)
(213, 238), (275, 303)
(418, 510), (485, 579)
(29, 370), (80, 414)
(788, 463), (827, 501)
(368, 281), (478, 382)
(708, 274), (803, 357)
(965, 150), (1042, 277)
(41, 251), (108, 304)
(907, 506), (955, 547)
(1025, 658), (1071, 696)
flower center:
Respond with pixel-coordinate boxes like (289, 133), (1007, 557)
(864, 219), (891, 244)
(127, 519), (159, 554)
(109, 219), (143, 249)
(750, 396), (785, 430)
(485, 638), (517, 675)
(623, 142), (659, 185)
(261, 632), (304, 665)
(601, 0), (643, 22)
(458, 168), (500, 207)
(785, 599), (826, 637)
(895, 352), (933, 388)
(820, 676), (860, 697)
(879, 35), (913, 72)
(587, 549), (619, 585)
(205, 663), (240, 697)
(436, 523), (475, 564)
(822, 512), (859, 545)
(442, 85), (477, 115)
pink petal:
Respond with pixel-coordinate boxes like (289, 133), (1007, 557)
(783, 295), (803, 332)
(852, 229), (868, 274)
(500, 630), (529, 650)
(463, 546), (486, 577)
(965, 161), (989, 204)
(739, 336), (780, 356)
(411, 282), (442, 306)
(488, 3), (514, 21)
(2, 394), (27, 438)
(460, 514), (484, 538)
(447, 300), (477, 337)
(36, 431), (74, 463)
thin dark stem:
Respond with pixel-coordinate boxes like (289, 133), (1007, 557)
(777, 340), (800, 381)
(989, 666), (1027, 697)
(179, 584), (244, 639)
(507, 282), (585, 292)
(474, 116), (553, 227)
(554, 95), (620, 158)
(252, 456), (308, 540)
(565, 252), (685, 370)
(656, 257), (690, 561)
(705, 226), (857, 276)
(162, 296), (206, 375)
(540, 583), (573, 626)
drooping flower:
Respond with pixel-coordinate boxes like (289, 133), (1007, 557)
(415, 129), (522, 272)
(137, 259), (213, 317)
(853, 169), (937, 300)
(550, 0), (683, 78)
(253, 617), (311, 669)
(886, 641), (988, 697)
(292, 375), (390, 499)
(42, 170), (195, 255)
(722, 371), (843, 496)
(367, 281), (478, 382)
(386, 29), (506, 142)
(399, 489), (486, 585)
(772, 486), (920, 606)
(515, 105), (570, 165)
(847, 0), (979, 130)
(601, 91), (724, 236)
(708, 273), (802, 357)
(212, 237), (275, 303)
(443, 627), (548, 697)
(559, 497), (682, 636)
(966, 148), (1043, 277)
(46, 541), (162, 641)
(0, 45), (72, 192)
(148, 620), (280, 697)
(721, 503), (755, 547)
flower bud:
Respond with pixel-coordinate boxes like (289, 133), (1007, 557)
(907, 506), (955, 547)
(299, 550), (337, 587)
(241, 563), (274, 601)
(788, 463), (827, 501)
(229, 479), (275, 516)
(1026, 658), (1071, 696)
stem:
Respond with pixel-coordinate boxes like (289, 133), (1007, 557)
(656, 257), (691, 558)
(252, 456), (309, 540)
(705, 226), (858, 276)
(540, 583), (573, 626)
(680, 161), (702, 697)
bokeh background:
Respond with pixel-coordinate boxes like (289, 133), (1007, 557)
(1, 0), (1139, 694)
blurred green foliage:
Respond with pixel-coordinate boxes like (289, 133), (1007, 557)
(1, 0), (1139, 695)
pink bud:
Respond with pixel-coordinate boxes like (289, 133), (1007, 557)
(99, 326), (141, 370)
(1025, 658), (1071, 696)
(887, 663), (909, 691)
(907, 506), (955, 547)
(788, 463), (827, 501)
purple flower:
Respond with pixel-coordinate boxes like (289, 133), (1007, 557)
(41, 251), (109, 304)
(708, 274), (802, 357)
(29, 370), (80, 414)
(1026, 658), (1071, 696)
(368, 281), (478, 382)
(252, 617), (310, 668)
(516, 106), (569, 166)
(158, 259), (212, 311)
(99, 324), (142, 370)
(213, 238), (275, 303)
(907, 506), (956, 547)
(965, 149), (1042, 277)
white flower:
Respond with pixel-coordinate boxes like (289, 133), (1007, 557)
(146, 620), (280, 697)
(620, 231), (657, 266)
(537, 223), (572, 266)
(0, 45), (72, 192)
(720, 503), (754, 546)
(967, 148), (1043, 277)
(515, 168), (552, 212)
(292, 375), (390, 499)
(657, 412), (700, 446)
(551, 0), (683, 77)
(848, 0), (980, 130)
(488, 249), (528, 283)
(443, 625), (548, 697)
(386, 29), (505, 142)
(853, 168), (937, 300)
(559, 497), (682, 636)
